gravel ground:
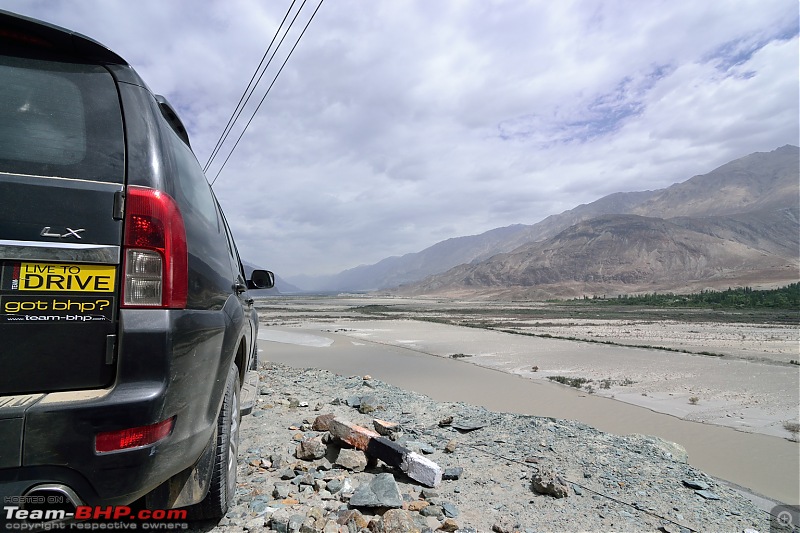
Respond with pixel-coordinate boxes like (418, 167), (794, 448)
(193, 363), (776, 533)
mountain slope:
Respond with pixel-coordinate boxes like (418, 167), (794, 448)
(631, 145), (799, 218)
(401, 210), (799, 297)
(290, 145), (799, 292)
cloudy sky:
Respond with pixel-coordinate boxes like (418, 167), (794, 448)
(5, 1), (798, 281)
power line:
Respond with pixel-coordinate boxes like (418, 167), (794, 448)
(203, 0), (299, 173)
(210, 0), (326, 186)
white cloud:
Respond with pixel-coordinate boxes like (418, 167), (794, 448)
(5, 0), (798, 278)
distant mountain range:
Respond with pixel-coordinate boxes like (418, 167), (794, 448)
(283, 145), (800, 297)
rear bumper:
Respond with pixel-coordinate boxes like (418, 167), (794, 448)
(0, 307), (237, 508)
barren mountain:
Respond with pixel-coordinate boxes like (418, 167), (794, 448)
(291, 224), (534, 292)
(288, 146), (799, 293)
(630, 145), (799, 218)
(400, 209), (799, 298)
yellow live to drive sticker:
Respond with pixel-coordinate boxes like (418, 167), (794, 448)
(16, 262), (116, 292)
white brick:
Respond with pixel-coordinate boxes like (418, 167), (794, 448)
(400, 451), (442, 487)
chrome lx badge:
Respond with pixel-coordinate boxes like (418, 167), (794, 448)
(40, 226), (85, 239)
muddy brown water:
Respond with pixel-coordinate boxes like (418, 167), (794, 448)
(263, 332), (799, 505)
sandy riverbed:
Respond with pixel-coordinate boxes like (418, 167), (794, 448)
(255, 296), (799, 504)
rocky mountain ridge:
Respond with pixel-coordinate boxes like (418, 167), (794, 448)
(401, 208), (798, 298)
(284, 145), (799, 295)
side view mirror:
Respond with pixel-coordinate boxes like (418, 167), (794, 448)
(248, 269), (275, 289)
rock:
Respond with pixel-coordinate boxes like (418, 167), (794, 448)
(345, 395), (361, 408)
(439, 518), (460, 532)
(335, 448), (369, 471)
(322, 520), (340, 533)
(271, 454), (286, 469)
(695, 489), (720, 500)
(438, 416), (454, 427)
(407, 500), (429, 512)
(441, 502), (459, 518)
(313, 413), (337, 431)
(531, 467), (570, 498)
(442, 467), (463, 480)
(279, 467), (296, 480)
(382, 509), (422, 533)
(287, 514), (305, 531)
(420, 488), (439, 499)
(269, 508), (294, 533)
(452, 419), (488, 432)
(325, 478), (343, 492)
(682, 479), (710, 490)
(273, 482), (292, 499)
(244, 516), (267, 530)
(296, 435), (327, 460)
(336, 509), (369, 529)
(420, 505), (444, 519)
(636, 435), (689, 464)
(359, 394), (380, 414)
(444, 439), (458, 453)
(406, 440), (435, 454)
(249, 497), (270, 514)
(349, 473), (403, 508)
(339, 477), (355, 498)
(373, 418), (400, 436)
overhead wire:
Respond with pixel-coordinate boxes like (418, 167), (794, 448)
(210, 0), (326, 186)
(203, 0), (299, 173)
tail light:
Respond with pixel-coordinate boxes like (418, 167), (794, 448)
(95, 417), (176, 453)
(121, 186), (187, 308)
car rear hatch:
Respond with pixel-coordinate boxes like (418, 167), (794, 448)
(0, 17), (126, 395)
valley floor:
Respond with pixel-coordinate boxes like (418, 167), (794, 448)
(255, 295), (800, 504)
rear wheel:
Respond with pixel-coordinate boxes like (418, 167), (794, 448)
(191, 365), (240, 519)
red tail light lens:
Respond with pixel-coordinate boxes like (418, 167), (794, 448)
(121, 186), (187, 308)
(95, 417), (176, 453)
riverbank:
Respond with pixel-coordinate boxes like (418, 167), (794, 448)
(253, 296), (799, 505)
(203, 363), (776, 532)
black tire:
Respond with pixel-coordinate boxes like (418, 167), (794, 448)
(249, 342), (258, 370)
(192, 365), (240, 519)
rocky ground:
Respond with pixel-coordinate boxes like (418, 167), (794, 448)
(193, 362), (778, 533)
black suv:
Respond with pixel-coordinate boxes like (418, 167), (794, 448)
(0, 9), (273, 523)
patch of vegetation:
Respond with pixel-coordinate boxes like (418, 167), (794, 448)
(790, 360), (799, 366)
(783, 421), (800, 434)
(547, 375), (591, 388)
(580, 284), (799, 310)
(688, 396), (700, 405)
(449, 353), (472, 359)
(599, 377), (636, 389)
(495, 328), (727, 358)
(352, 304), (399, 314)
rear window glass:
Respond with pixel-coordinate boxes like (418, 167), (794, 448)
(0, 55), (124, 183)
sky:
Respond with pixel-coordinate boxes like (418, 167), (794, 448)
(4, 0), (799, 281)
